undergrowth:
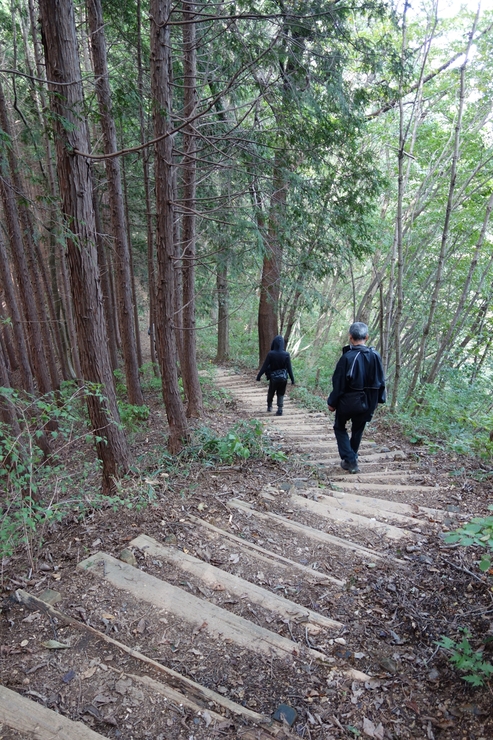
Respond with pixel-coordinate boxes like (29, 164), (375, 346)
(438, 509), (493, 686)
(397, 370), (493, 460)
(0, 382), (153, 566)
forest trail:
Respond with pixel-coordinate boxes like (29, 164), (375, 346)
(2, 369), (485, 740)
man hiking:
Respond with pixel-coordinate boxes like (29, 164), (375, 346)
(256, 335), (295, 416)
(327, 322), (386, 473)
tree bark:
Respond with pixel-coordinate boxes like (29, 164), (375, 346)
(87, 0), (144, 406)
(39, 0), (130, 489)
(137, 0), (158, 373)
(257, 156), (285, 361)
(180, 0), (202, 417)
(0, 230), (35, 394)
(150, 0), (189, 452)
(0, 85), (53, 395)
(216, 256), (229, 362)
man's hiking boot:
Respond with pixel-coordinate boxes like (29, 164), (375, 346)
(276, 408), (283, 416)
(340, 460), (360, 474)
(267, 405), (273, 412)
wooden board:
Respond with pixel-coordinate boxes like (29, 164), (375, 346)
(187, 514), (345, 586)
(307, 450), (407, 465)
(130, 533), (342, 631)
(290, 494), (417, 541)
(15, 589), (274, 727)
(0, 684), (107, 739)
(299, 489), (436, 520)
(226, 498), (389, 561)
(328, 481), (438, 494)
(77, 552), (328, 662)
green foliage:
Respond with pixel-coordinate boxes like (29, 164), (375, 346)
(193, 419), (287, 465)
(113, 368), (127, 398)
(289, 384), (328, 413)
(139, 362), (161, 392)
(0, 383), (123, 561)
(440, 509), (493, 686)
(437, 630), (493, 687)
(117, 401), (150, 431)
(197, 372), (234, 410)
(443, 507), (493, 572)
(397, 370), (493, 458)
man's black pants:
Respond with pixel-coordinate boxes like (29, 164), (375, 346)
(333, 411), (370, 465)
(267, 378), (287, 408)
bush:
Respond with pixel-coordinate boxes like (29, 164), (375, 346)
(192, 419), (287, 465)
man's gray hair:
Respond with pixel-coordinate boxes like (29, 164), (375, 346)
(349, 322), (369, 340)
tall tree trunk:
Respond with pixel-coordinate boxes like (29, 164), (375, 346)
(39, 0), (130, 489)
(27, 0), (72, 382)
(57, 239), (82, 378)
(0, 230), (35, 394)
(93, 186), (119, 372)
(87, 0), (144, 406)
(257, 156), (285, 361)
(216, 255), (229, 362)
(0, 144), (52, 395)
(180, 0), (202, 417)
(150, 0), (189, 452)
(0, 82), (60, 392)
(121, 150), (143, 368)
(137, 0), (158, 372)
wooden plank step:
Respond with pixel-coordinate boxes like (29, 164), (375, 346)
(226, 498), (392, 561)
(77, 552), (328, 663)
(123, 673), (290, 740)
(187, 514), (345, 586)
(328, 481), (438, 494)
(314, 488), (445, 518)
(330, 470), (422, 481)
(0, 683), (108, 739)
(130, 533), (342, 632)
(269, 422), (334, 439)
(15, 590), (282, 732)
(308, 450), (407, 465)
(290, 493), (417, 541)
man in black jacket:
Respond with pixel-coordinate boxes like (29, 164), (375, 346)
(327, 322), (386, 473)
(256, 335), (295, 415)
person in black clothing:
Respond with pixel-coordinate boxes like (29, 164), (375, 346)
(256, 335), (295, 416)
(327, 322), (386, 473)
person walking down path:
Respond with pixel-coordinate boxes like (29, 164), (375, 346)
(327, 322), (386, 473)
(256, 335), (295, 416)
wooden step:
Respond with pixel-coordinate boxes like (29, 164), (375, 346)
(312, 487), (445, 519)
(130, 533), (342, 632)
(226, 498), (392, 561)
(308, 450), (407, 465)
(328, 481), (438, 494)
(0, 683), (107, 739)
(15, 589), (285, 736)
(330, 470), (423, 482)
(187, 514), (345, 586)
(78, 552), (328, 663)
(290, 493), (419, 540)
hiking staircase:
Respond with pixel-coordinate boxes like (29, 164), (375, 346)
(1, 369), (455, 739)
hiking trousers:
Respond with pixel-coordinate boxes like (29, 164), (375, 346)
(333, 410), (369, 465)
(267, 378), (287, 409)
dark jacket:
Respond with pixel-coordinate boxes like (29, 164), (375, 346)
(256, 335), (295, 384)
(327, 344), (386, 415)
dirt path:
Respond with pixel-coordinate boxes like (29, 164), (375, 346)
(1, 368), (492, 739)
